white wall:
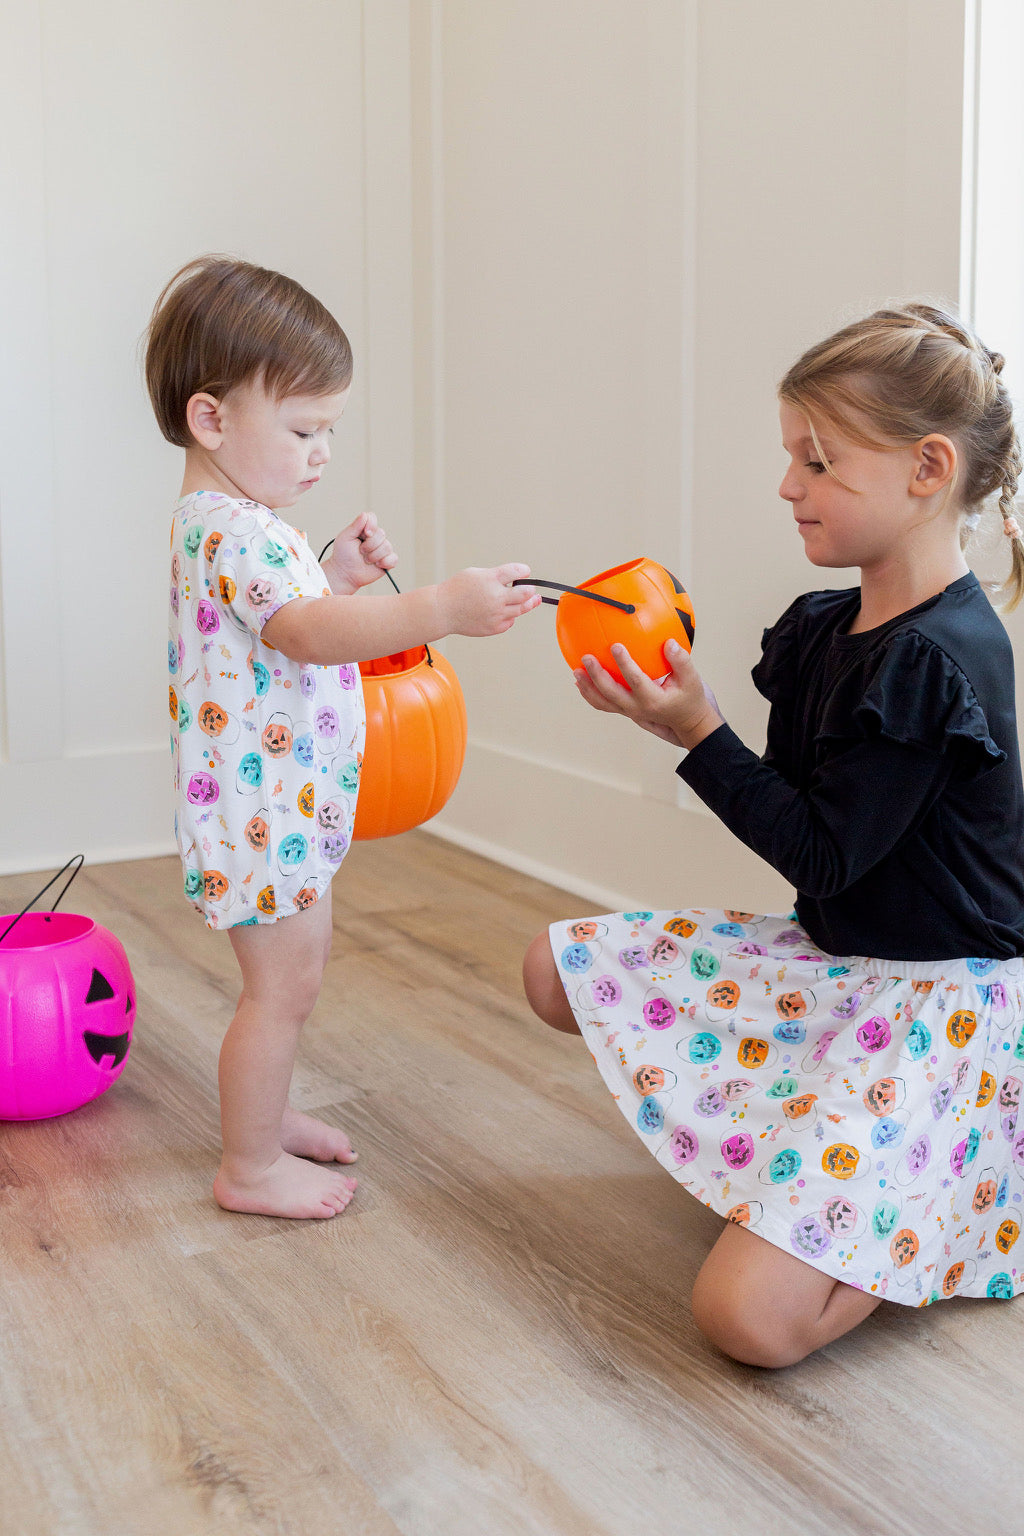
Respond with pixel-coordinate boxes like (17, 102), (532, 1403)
(0, 0), (413, 874)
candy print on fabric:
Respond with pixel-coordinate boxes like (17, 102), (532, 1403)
(551, 906), (1024, 1304)
(169, 492), (365, 928)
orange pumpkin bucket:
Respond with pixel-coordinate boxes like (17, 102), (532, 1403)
(517, 558), (696, 684)
(354, 646), (467, 840)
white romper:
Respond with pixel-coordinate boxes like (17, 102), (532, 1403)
(168, 491), (364, 928)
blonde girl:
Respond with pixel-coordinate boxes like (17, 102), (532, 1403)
(524, 303), (1024, 1367)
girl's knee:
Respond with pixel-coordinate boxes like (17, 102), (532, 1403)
(522, 930), (578, 1032)
(690, 1273), (810, 1369)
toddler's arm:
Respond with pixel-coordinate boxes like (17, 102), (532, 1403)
(262, 563), (540, 665)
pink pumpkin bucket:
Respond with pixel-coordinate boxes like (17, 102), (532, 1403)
(0, 856), (136, 1120)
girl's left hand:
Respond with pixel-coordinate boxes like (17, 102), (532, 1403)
(574, 640), (724, 752)
(322, 512), (398, 594)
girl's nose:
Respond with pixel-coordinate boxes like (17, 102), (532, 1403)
(309, 437), (331, 467)
(779, 467), (802, 503)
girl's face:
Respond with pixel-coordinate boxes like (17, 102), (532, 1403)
(777, 400), (927, 573)
(192, 381), (351, 510)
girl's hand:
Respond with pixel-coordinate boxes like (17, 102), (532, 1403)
(574, 639), (724, 751)
(438, 564), (541, 636)
(321, 512), (397, 595)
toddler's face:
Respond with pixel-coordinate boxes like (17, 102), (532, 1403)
(203, 381), (350, 510)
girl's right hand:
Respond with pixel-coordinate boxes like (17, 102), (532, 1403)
(439, 565), (541, 636)
(574, 639), (724, 751)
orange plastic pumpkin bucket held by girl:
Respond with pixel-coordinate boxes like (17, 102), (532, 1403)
(517, 558), (696, 685)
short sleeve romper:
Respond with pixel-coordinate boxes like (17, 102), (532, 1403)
(168, 491), (364, 929)
(548, 575), (1024, 1306)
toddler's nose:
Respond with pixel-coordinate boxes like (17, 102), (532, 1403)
(309, 438), (331, 468)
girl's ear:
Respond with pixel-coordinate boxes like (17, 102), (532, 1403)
(910, 434), (957, 498)
(185, 392), (224, 449)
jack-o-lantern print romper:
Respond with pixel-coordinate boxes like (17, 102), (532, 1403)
(550, 577), (1024, 1305)
(169, 491), (364, 929)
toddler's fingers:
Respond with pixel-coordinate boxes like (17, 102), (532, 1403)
(495, 561), (531, 585)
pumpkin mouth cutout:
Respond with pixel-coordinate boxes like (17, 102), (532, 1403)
(83, 1029), (131, 1069)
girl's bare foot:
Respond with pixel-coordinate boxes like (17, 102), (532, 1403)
(213, 1150), (357, 1219)
(281, 1106), (358, 1164)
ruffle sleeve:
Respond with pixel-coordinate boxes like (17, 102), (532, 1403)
(820, 630), (1005, 777)
(750, 593), (813, 708)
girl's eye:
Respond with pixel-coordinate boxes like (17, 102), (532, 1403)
(805, 460), (826, 474)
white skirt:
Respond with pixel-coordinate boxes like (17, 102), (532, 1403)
(550, 907), (1024, 1306)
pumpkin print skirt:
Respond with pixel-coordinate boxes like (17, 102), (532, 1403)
(549, 907), (1024, 1306)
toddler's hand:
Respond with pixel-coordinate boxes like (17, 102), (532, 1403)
(574, 640), (723, 751)
(439, 564), (541, 636)
(322, 512), (397, 594)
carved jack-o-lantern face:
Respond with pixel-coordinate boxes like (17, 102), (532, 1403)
(856, 1015), (891, 1053)
(890, 1228), (919, 1268)
(864, 1077), (897, 1117)
(648, 935), (680, 967)
(256, 885), (276, 915)
(721, 1132), (755, 1169)
(203, 531), (223, 563)
(822, 1142), (859, 1179)
(199, 701), (229, 737)
(973, 1179), (997, 1214)
(776, 991), (808, 1020)
(738, 1037), (770, 1069)
(708, 980), (740, 1011)
(294, 887), (319, 911)
(263, 721), (293, 757)
(942, 1262), (965, 1297)
(782, 1092), (818, 1122)
(298, 783), (316, 818)
(634, 1064), (666, 1094)
(0, 913), (137, 1120)
(947, 1009), (977, 1048)
(219, 574), (236, 604)
(567, 921), (598, 942)
(195, 599), (220, 635)
(186, 772), (219, 806)
(203, 870), (229, 903)
(244, 814), (269, 852)
(996, 1218), (1020, 1253)
(977, 1071), (997, 1108)
(664, 916), (697, 939)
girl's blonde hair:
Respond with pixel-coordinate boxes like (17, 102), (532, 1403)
(145, 255), (353, 448)
(779, 302), (1024, 611)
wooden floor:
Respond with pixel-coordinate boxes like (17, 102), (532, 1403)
(1, 838), (1022, 1536)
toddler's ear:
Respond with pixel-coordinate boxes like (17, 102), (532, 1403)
(185, 391), (224, 448)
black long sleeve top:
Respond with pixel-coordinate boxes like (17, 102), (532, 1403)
(676, 573), (1024, 960)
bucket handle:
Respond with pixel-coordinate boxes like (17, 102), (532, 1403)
(0, 854), (85, 946)
(511, 578), (636, 614)
(319, 536), (435, 666)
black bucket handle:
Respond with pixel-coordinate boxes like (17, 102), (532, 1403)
(511, 578), (636, 614)
(0, 854), (85, 946)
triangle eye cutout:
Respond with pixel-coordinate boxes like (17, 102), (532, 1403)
(85, 967), (116, 1004)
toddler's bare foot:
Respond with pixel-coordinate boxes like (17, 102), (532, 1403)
(213, 1150), (357, 1219)
(281, 1106), (358, 1164)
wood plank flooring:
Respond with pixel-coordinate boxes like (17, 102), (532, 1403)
(1, 837), (1021, 1536)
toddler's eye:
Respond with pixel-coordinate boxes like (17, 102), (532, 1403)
(294, 431), (314, 440)
(805, 460), (826, 474)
